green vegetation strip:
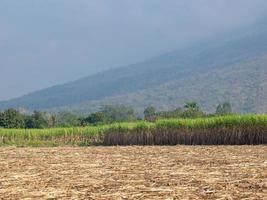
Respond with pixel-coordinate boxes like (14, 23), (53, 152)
(0, 115), (267, 147)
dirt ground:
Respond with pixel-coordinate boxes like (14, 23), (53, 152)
(0, 146), (266, 200)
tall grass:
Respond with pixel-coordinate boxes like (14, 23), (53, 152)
(0, 115), (266, 146)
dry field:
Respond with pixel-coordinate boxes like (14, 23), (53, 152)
(0, 146), (266, 200)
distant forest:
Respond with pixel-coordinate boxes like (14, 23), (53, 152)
(0, 102), (233, 129)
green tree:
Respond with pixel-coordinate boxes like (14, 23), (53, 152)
(144, 106), (156, 120)
(25, 111), (48, 129)
(215, 104), (223, 114)
(0, 112), (4, 127)
(54, 112), (80, 127)
(47, 115), (57, 128)
(184, 101), (200, 111)
(101, 105), (136, 122)
(216, 102), (232, 115)
(82, 112), (107, 125)
(182, 102), (204, 118)
(1, 109), (25, 128)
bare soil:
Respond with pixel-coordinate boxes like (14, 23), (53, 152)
(0, 146), (266, 199)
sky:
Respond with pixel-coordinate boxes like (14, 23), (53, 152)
(0, 0), (267, 101)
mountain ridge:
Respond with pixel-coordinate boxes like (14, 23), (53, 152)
(1, 20), (267, 113)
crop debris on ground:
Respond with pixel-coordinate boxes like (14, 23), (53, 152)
(0, 146), (266, 199)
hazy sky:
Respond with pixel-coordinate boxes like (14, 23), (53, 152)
(1, 0), (267, 100)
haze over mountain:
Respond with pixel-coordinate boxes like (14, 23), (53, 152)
(1, 18), (267, 114)
(1, 0), (267, 100)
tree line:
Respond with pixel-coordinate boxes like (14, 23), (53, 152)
(144, 101), (232, 121)
(0, 102), (232, 129)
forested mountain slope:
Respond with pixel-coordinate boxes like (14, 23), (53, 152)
(1, 21), (267, 113)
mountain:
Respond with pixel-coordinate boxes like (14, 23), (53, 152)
(1, 20), (267, 114)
